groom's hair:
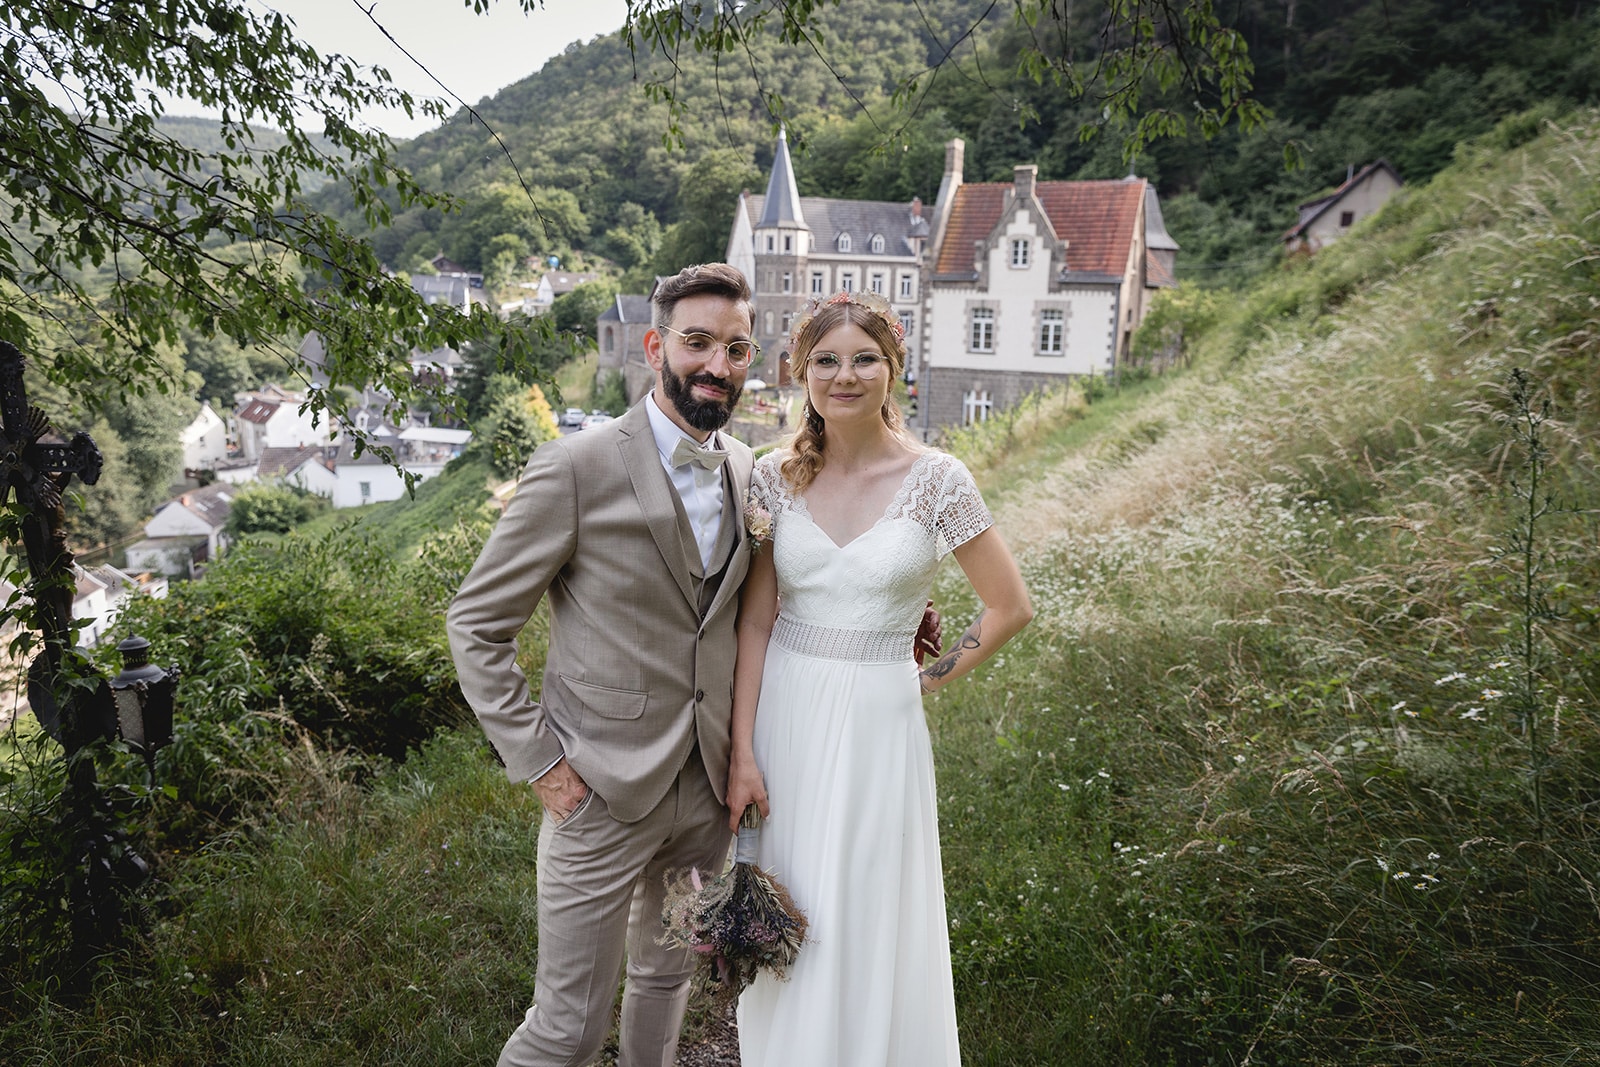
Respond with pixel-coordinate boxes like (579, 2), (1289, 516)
(652, 263), (752, 331)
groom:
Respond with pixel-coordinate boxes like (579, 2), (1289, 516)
(448, 262), (758, 1066)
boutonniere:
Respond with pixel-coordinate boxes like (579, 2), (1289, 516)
(744, 497), (773, 553)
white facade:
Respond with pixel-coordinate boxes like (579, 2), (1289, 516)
(144, 485), (232, 559)
(180, 402), (228, 471)
(235, 394), (331, 461)
(280, 457), (340, 500)
(926, 206), (1118, 381)
(329, 459), (412, 509)
(921, 141), (1175, 429)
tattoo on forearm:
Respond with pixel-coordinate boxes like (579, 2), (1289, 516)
(924, 611), (985, 681)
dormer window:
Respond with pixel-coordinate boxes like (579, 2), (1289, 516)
(870, 234), (885, 254)
(837, 233), (852, 253)
(1010, 239), (1031, 268)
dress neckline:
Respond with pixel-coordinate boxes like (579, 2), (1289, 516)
(790, 451), (934, 550)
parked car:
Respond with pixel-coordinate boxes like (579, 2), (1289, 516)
(559, 407), (586, 428)
(580, 412), (614, 430)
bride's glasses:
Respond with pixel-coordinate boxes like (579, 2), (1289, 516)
(808, 351), (887, 380)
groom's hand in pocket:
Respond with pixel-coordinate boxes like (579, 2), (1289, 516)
(533, 758), (589, 823)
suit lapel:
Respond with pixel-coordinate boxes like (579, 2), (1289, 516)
(617, 405), (698, 607)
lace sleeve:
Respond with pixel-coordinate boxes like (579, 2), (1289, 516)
(932, 455), (993, 559)
(748, 451), (784, 516)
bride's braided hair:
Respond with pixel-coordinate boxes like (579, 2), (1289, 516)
(781, 291), (910, 493)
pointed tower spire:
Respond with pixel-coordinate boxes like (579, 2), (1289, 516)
(757, 127), (808, 230)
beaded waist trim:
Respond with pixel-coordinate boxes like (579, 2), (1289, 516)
(771, 615), (915, 663)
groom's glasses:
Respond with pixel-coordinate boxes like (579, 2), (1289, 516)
(658, 325), (759, 369)
(808, 351), (888, 380)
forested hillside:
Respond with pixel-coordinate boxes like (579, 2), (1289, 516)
(333, 0), (1600, 285)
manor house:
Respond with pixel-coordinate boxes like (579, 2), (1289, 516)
(727, 133), (1178, 432)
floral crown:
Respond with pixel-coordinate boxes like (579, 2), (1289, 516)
(787, 289), (906, 353)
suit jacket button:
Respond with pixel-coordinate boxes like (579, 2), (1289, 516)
(695, 689), (705, 703)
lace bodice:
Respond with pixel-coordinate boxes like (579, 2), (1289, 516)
(748, 451), (993, 641)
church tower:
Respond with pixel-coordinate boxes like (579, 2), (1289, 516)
(751, 128), (810, 379)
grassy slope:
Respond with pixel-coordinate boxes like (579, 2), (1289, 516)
(8, 112), (1598, 1064)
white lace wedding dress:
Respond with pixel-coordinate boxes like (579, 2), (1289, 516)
(737, 449), (993, 1067)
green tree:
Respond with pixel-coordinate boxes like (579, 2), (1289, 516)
(650, 149), (762, 274)
(2, 0), (538, 461)
(454, 316), (578, 420)
(552, 280), (618, 342)
(596, 202), (664, 271)
(592, 368), (630, 418)
(226, 483), (328, 537)
(485, 384), (560, 479)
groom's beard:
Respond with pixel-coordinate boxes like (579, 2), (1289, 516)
(661, 354), (742, 433)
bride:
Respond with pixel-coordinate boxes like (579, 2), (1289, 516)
(727, 290), (1033, 1066)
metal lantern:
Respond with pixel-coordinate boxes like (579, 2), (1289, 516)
(110, 635), (179, 759)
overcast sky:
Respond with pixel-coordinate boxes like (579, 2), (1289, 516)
(247, 0), (629, 139)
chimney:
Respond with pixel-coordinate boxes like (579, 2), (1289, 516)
(910, 196), (923, 218)
(1013, 164), (1038, 200)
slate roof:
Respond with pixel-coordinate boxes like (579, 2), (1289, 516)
(412, 274), (477, 306)
(1144, 184), (1178, 252)
(757, 128), (807, 229)
(740, 195), (928, 257)
(933, 178), (1147, 279)
(257, 445), (324, 479)
(168, 483), (235, 530)
(597, 294), (653, 324)
(334, 430), (402, 466)
(541, 271), (600, 298)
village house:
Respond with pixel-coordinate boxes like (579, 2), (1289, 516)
(595, 293), (656, 404)
(232, 385), (330, 461)
(72, 564), (168, 647)
(179, 401), (228, 474)
(515, 270), (602, 317)
(124, 482), (234, 578)
(727, 128), (929, 386)
(1282, 160), (1403, 255)
(919, 139), (1178, 429)
(726, 133), (1177, 430)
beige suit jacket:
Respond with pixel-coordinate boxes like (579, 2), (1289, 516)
(446, 401), (753, 823)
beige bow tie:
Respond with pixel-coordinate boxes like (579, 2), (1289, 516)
(671, 436), (729, 471)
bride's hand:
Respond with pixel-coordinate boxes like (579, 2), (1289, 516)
(726, 758), (769, 832)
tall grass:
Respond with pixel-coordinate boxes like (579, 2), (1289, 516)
(918, 110), (1600, 1064)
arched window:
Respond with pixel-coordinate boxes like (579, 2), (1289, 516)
(837, 233), (852, 253)
(870, 234), (885, 254)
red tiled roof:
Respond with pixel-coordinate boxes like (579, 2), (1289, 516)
(935, 179), (1146, 279)
(238, 399), (279, 424)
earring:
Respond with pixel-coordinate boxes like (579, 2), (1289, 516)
(804, 402), (824, 431)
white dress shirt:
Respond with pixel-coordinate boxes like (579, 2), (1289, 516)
(645, 392), (725, 570)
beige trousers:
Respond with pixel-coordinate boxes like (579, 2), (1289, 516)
(497, 749), (731, 1067)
